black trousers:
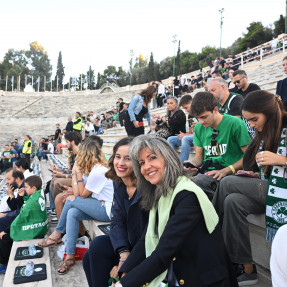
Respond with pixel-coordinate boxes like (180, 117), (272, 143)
(24, 154), (31, 168)
(0, 234), (13, 264)
(83, 235), (118, 287)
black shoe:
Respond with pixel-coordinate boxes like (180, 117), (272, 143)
(237, 264), (258, 286)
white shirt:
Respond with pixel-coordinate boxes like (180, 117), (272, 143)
(48, 142), (54, 153)
(180, 75), (187, 86)
(24, 169), (34, 179)
(158, 84), (165, 94)
(83, 165), (114, 218)
(85, 123), (95, 132)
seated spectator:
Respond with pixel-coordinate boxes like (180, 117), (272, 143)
(196, 73), (203, 88)
(57, 129), (67, 152)
(232, 70), (260, 98)
(113, 135), (238, 287)
(212, 70), (222, 78)
(185, 92), (250, 199)
(1, 145), (15, 171)
(207, 77), (243, 117)
(0, 176), (48, 273)
(154, 96), (186, 139)
(270, 224), (287, 287)
(213, 91), (287, 286)
(276, 56), (287, 110)
(15, 159), (33, 178)
(83, 137), (148, 286)
(84, 121), (95, 137)
(227, 68), (239, 93)
(167, 95), (195, 162)
(38, 139), (114, 275)
(38, 139), (54, 160)
(0, 169), (25, 232)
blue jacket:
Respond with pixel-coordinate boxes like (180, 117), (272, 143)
(109, 181), (148, 253)
(128, 94), (151, 124)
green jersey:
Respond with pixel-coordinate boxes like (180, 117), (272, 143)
(193, 114), (251, 167)
(2, 150), (14, 164)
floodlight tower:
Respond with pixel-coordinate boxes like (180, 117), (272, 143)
(219, 8), (224, 57)
(172, 35), (177, 77)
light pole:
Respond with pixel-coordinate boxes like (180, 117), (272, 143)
(219, 8), (224, 57)
(172, 35), (177, 77)
(129, 49), (134, 86)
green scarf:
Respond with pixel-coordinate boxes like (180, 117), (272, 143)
(266, 128), (287, 242)
(145, 176), (219, 287)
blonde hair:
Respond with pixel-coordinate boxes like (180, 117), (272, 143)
(76, 140), (107, 175)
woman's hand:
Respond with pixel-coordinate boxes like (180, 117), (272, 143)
(255, 151), (287, 166)
(133, 121), (139, 128)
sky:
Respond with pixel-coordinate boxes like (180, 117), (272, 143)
(0, 0), (285, 80)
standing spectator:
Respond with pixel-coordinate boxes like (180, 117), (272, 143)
(276, 56), (287, 110)
(65, 117), (74, 132)
(125, 86), (156, 137)
(271, 37), (279, 53)
(157, 81), (165, 108)
(2, 145), (14, 171)
(173, 77), (180, 98)
(22, 135), (32, 168)
(57, 129), (67, 152)
(233, 70), (260, 98)
(118, 98), (125, 126)
(13, 139), (20, 153)
(10, 145), (18, 163)
(73, 112), (82, 133)
(54, 124), (61, 146)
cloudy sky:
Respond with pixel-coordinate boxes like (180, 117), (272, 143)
(0, 0), (285, 79)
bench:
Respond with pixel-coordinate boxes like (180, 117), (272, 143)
(3, 239), (52, 287)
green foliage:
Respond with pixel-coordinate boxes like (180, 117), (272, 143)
(274, 15), (285, 36)
(55, 51), (65, 90)
(175, 40), (181, 75)
(147, 52), (155, 82)
(87, 66), (96, 90)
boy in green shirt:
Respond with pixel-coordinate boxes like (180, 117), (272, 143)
(185, 92), (251, 199)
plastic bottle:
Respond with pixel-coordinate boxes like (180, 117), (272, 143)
(25, 261), (34, 276)
(29, 244), (36, 256)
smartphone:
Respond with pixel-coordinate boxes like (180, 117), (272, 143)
(235, 172), (259, 179)
(183, 162), (196, 169)
(138, 122), (144, 127)
(48, 169), (53, 172)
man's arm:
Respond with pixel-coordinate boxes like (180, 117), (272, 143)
(186, 145), (204, 167)
(205, 145), (248, 180)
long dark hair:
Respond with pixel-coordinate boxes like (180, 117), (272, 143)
(15, 158), (33, 172)
(139, 85), (156, 104)
(105, 137), (136, 184)
(242, 90), (287, 174)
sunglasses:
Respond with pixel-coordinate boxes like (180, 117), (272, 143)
(211, 129), (219, 147)
(234, 78), (244, 84)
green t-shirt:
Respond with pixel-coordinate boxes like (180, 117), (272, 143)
(113, 113), (119, 121)
(2, 150), (14, 164)
(193, 114), (251, 167)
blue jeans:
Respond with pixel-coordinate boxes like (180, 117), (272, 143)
(167, 135), (194, 162)
(38, 151), (51, 160)
(56, 196), (110, 254)
(49, 185), (55, 209)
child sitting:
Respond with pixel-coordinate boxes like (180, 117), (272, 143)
(0, 176), (48, 273)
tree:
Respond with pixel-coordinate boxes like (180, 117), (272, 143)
(274, 14), (285, 36)
(175, 40), (181, 75)
(87, 66), (96, 89)
(134, 54), (148, 69)
(55, 51), (65, 90)
(159, 57), (173, 79)
(95, 72), (102, 89)
(147, 52), (155, 82)
(26, 41), (52, 90)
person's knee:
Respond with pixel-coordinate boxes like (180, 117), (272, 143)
(224, 193), (243, 213)
(182, 136), (193, 146)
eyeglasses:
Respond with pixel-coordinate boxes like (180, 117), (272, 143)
(210, 129), (220, 156)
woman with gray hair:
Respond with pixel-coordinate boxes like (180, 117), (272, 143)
(114, 135), (238, 287)
(154, 96), (186, 139)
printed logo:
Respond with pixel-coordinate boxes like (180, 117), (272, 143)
(271, 201), (287, 224)
(38, 198), (45, 211)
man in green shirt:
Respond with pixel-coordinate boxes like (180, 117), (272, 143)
(185, 92), (251, 199)
(2, 145), (15, 171)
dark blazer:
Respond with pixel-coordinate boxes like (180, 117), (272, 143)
(120, 190), (238, 287)
(109, 181), (148, 253)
